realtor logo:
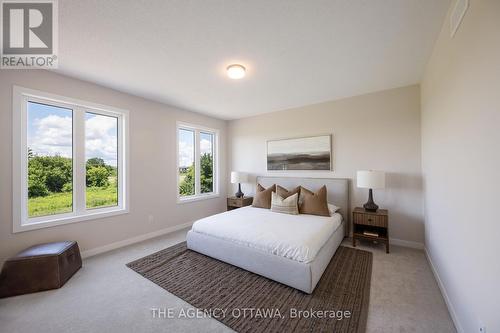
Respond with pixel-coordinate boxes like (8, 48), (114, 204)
(1, 0), (58, 68)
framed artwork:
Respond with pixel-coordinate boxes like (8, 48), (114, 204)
(267, 135), (332, 171)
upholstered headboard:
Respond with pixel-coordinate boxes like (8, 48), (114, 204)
(256, 176), (350, 233)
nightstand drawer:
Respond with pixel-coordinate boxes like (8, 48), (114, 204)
(353, 212), (387, 227)
(364, 214), (387, 227)
(353, 212), (364, 224)
(227, 198), (242, 207)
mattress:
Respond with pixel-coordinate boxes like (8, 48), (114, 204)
(191, 206), (343, 263)
(186, 221), (345, 293)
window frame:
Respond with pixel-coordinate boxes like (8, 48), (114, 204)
(13, 86), (129, 233)
(176, 121), (219, 203)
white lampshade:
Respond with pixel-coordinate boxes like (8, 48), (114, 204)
(357, 170), (385, 189)
(231, 171), (248, 184)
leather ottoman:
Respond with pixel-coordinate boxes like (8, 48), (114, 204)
(0, 241), (82, 298)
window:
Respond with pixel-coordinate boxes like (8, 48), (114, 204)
(200, 132), (214, 194)
(27, 102), (73, 217)
(177, 122), (218, 202)
(85, 112), (119, 209)
(178, 128), (195, 196)
(13, 86), (129, 232)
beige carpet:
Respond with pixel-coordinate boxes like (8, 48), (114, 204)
(127, 242), (372, 333)
(0, 229), (456, 333)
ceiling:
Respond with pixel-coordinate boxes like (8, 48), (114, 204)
(56, 0), (451, 120)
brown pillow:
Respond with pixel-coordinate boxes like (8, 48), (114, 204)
(276, 185), (301, 199)
(299, 185), (330, 216)
(252, 184), (276, 209)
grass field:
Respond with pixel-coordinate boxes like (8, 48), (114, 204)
(28, 186), (118, 217)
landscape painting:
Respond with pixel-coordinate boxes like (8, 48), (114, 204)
(267, 135), (331, 171)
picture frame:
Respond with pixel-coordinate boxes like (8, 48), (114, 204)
(266, 135), (332, 171)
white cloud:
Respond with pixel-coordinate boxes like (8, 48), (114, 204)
(178, 139), (213, 168)
(29, 115), (72, 158)
(85, 115), (117, 166)
(179, 141), (194, 167)
(29, 114), (118, 166)
(200, 138), (212, 154)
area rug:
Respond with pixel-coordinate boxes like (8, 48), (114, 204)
(127, 242), (372, 333)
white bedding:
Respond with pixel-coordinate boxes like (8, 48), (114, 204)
(191, 206), (343, 263)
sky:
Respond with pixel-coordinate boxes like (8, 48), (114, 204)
(28, 102), (213, 169)
(27, 102), (118, 166)
(178, 129), (213, 167)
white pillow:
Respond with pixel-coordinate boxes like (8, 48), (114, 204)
(328, 203), (341, 214)
(271, 192), (299, 215)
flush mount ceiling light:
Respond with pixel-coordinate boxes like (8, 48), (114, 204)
(226, 64), (246, 79)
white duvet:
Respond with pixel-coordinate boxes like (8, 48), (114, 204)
(191, 206), (343, 263)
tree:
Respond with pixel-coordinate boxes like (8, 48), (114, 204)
(26, 154), (115, 199)
(86, 157), (111, 187)
(28, 170), (48, 197)
(200, 153), (213, 193)
(86, 157), (106, 169)
(86, 166), (110, 187)
(62, 182), (72, 192)
(178, 153), (213, 196)
(179, 164), (195, 196)
(45, 168), (70, 192)
(27, 155), (72, 196)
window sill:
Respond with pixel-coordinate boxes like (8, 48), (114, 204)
(177, 193), (220, 204)
(14, 208), (129, 233)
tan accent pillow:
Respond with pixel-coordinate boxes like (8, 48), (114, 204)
(252, 184), (276, 209)
(299, 185), (330, 216)
(271, 192), (299, 215)
(276, 185), (301, 199)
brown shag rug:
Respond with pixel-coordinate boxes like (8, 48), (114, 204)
(127, 242), (372, 333)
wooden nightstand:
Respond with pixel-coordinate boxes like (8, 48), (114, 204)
(352, 207), (389, 253)
(227, 196), (253, 211)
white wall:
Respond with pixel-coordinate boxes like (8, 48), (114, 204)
(0, 70), (227, 263)
(228, 85), (424, 245)
(421, 0), (500, 332)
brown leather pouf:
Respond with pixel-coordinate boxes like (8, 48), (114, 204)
(0, 241), (82, 298)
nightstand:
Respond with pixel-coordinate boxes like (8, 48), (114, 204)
(227, 196), (253, 211)
(352, 207), (389, 253)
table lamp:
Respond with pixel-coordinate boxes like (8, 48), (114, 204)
(231, 171), (248, 198)
(357, 170), (385, 212)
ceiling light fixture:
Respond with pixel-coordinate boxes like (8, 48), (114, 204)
(226, 64), (246, 79)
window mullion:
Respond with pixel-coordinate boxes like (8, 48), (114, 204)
(213, 133), (217, 194)
(20, 96), (29, 224)
(73, 107), (86, 214)
(195, 130), (201, 195)
(117, 115), (124, 209)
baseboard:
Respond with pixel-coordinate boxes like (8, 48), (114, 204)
(390, 237), (424, 250)
(424, 247), (463, 333)
(81, 221), (194, 259)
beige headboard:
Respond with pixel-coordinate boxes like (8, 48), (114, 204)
(256, 176), (350, 234)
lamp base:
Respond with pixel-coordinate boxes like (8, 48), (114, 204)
(363, 188), (379, 212)
(235, 183), (244, 198)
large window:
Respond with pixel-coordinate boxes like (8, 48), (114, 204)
(27, 101), (73, 217)
(13, 86), (129, 232)
(177, 123), (218, 202)
(85, 112), (119, 209)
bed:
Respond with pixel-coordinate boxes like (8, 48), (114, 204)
(186, 177), (350, 294)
